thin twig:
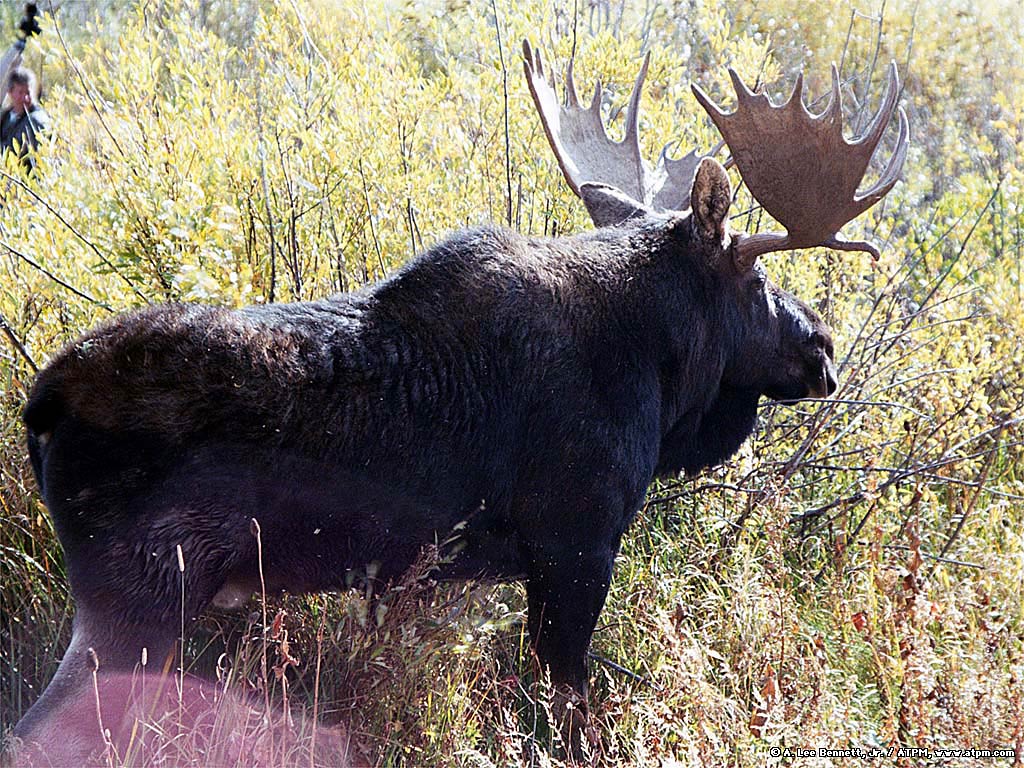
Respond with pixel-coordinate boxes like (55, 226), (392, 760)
(0, 169), (148, 303)
(286, 0), (330, 68)
(793, 420), (1019, 533)
(883, 544), (983, 570)
(760, 396), (931, 421)
(927, 426), (1004, 578)
(1, 238), (112, 310)
(0, 309), (37, 372)
(911, 179), (1003, 325)
(357, 159), (386, 277)
(51, 8), (128, 161)
(255, 82), (279, 302)
(490, 0), (513, 227)
(587, 650), (657, 690)
(646, 482), (762, 508)
(854, 0), (887, 135)
(251, 517), (274, 759)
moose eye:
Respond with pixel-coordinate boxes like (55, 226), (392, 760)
(809, 332), (834, 358)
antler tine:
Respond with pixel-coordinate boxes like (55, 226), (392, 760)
(589, 77), (604, 115)
(524, 40), (713, 217)
(844, 63), (910, 222)
(852, 62), (902, 160)
(691, 81), (728, 124)
(857, 105), (910, 205)
(523, 39), (582, 197)
(823, 235), (881, 260)
(623, 51), (650, 145)
(693, 63), (909, 269)
(728, 68), (759, 105)
(824, 64), (843, 124)
(783, 72), (806, 112)
(529, 40), (544, 79)
(565, 53), (581, 108)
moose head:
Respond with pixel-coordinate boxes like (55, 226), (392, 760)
(523, 41), (907, 476)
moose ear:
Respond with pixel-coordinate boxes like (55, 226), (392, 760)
(579, 183), (650, 228)
(690, 157), (732, 250)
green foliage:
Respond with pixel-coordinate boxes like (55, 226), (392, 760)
(2, 0), (1023, 765)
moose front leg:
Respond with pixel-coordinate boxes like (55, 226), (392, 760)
(525, 547), (615, 758)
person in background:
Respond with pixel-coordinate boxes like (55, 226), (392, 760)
(0, 65), (49, 172)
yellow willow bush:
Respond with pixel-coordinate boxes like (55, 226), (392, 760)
(1, 0), (1023, 764)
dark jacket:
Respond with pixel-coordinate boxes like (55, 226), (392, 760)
(0, 104), (49, 170)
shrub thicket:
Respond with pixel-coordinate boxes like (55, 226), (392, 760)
(1, 1), (1022, 765)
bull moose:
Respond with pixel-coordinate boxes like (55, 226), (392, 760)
(8, 41), (908, 763)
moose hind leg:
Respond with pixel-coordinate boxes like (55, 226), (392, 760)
(9, 605), (180, 765)
(11, 508), (247, 764)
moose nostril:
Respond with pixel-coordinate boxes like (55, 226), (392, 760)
(825, 365), (838, 395)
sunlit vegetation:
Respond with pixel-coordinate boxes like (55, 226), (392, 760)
(1, 0), (1022, 765)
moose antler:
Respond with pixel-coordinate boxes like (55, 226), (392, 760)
(523, 39), (710, 212)
(692, 64), (909, 267)
(524, 41), (909, 267)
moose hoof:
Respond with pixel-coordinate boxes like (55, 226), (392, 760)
(552, 686), (601, 764)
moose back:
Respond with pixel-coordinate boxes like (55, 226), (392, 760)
(9, 41), (906, 762)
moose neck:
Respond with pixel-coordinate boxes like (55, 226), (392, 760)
(604, 216), (757, 478)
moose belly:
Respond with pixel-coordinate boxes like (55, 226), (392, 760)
(141, 440), (525, 604)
